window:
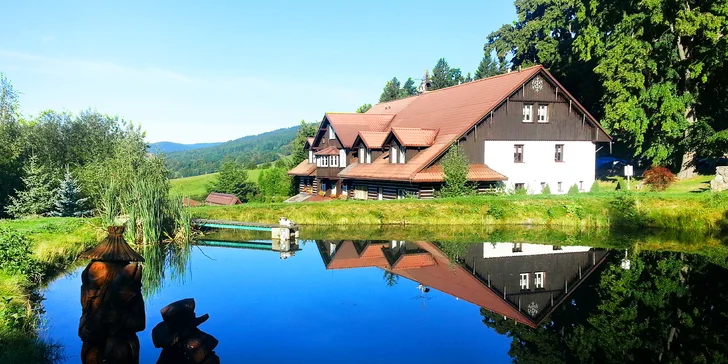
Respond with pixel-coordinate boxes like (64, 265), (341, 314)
(399, 146), (406, 163)
(513, 243), (523, 253)
(579, 181), (584, 191)
(328, 125), (335, 140)
(553, 245), (563, 250)
(321, 156), (328, 167)
(358, 147), (365, 163)
(519, 273), (529, 290)
(308, 150), (314, 163)
(514, 145), (524, 163)
(339, 149), (347, 168)
(540, 182), (547, 190)
(366, 149), (372, 163)
(515, 183), (525, 191)
(522, 104), (533, 122)
(555, 144), (564, 162)
(390, 145), (398, 164)
(397, 189), (406, 199)
(538, 105), (549, 122)
(330, 155), (338, 167)
(534, 272), (545, 289)
(557, 181), (563, 192)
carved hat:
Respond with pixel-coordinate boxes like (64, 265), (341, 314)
(80, 226), (145, 262)
(152, 298), (211, 349)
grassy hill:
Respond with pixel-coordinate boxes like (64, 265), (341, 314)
(165, 126), (299, 178)
(150, 141), (223, 154)
(170, 169), (263, 201)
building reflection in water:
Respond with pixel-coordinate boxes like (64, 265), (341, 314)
(78, 226), (146, 364)
(316, 240), (607, 326)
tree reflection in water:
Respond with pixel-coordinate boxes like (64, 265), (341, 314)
(482, 251), (728, 363)
(141, 241), (191, 297)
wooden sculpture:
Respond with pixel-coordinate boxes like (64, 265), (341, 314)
(78, 226), (146, 364)
(152, 298), (220, 364)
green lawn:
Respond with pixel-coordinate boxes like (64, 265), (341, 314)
(171, 169), (263, 201)
(598, 175), (713, 193)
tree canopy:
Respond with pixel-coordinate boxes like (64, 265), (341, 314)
(379, 77), (419, 102)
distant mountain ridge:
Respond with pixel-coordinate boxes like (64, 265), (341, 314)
(150, 141), (224, 154)
(164, 125), (300, 178)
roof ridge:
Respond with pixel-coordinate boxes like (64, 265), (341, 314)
(417, 65), (543, 96)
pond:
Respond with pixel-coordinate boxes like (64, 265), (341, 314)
(40, 227), (728, 363)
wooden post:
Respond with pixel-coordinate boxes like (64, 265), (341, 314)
(565, 279), (568, 293)
(488, 274), (491, 287)
(503, 286), (507, 299)
(579, 265), (582, 279)
(569, 100), (572, 114)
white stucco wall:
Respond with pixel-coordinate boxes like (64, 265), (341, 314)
(484, 140), (595, 194)
(482, 243), (592, 258)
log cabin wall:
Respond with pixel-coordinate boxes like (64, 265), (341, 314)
(347, 180), (419, 200)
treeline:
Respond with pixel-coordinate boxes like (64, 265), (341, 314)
(164, 126), (300, 177)
(0, 73), (189, 244)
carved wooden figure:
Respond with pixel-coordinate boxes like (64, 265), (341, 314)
(78, 226), (146, 364)
(152, 298), (220, 364)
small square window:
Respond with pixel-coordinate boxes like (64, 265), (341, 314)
(515, 183), (525, 191)
(519, 273), (529, 290)
(579, 181), (584, 191)
(513, 243), (523, 253)
(514, 145), (524, 163)
(555, 144), (564, 162)
(522, 104), (533, 123)
(557, 182), (563, 192)
(538, 105), (549, 122)
(534, 272), (545, 289)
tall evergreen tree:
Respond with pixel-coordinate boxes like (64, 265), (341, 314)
(50, 168), (90, 217)
(401, 78), (418, 97)
(463, 72), (473, 83)
(474, 56), (505, 79)
(379, 77), (402, 102)
(430, 58), (464, 90)
(6, 155), (56, 217)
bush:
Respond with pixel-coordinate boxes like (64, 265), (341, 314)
(590, 180), (600, 193)
(642, 166), (676, 191)
(0, 228), (43, 282)
(542, 184), (551, 194)
(608, 191), (645, 228)
(567, 184), (580, 195)
(487, 204), (505, 219)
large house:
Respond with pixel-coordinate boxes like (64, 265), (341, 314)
(288, 65), (612, 199)
(315, 240), (609, 327)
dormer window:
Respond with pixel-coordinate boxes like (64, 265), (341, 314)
(390, 144), (406, 164)
(358, 147), (372, 164)
(329, 125), (335, 140)
(308, 150), (313, 163)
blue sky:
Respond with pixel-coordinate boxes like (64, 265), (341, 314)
(1, 1), (516, 143)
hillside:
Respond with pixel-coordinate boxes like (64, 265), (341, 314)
(165, 126), (299, 177)
(150, 141), (223, 154)
(170, 169), (263, 201)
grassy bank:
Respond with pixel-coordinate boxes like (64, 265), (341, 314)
(171, 169), (263, 201)
(0, 218), (102, 364)
(191, 191), (728, 232)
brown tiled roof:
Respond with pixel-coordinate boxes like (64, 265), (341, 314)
(341, 67), (543, 180)
(314, 146), (340, 156)
(205, 192), (241, 205)
(356, 131), (389, 149)
(288, 160), (316, 176)
(390, 127), (438, 147)
(391, 253), (436, 269)
(366, 96), (418, 114)
(412, 164), (507, 183)
(327, 241), (389, 269)
(324, 113), (393, 148)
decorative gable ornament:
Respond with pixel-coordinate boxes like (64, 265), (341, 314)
(531, 77), (544, 92)
(527, 301), (539, 316)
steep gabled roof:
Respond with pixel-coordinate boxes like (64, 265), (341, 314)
(366, 96), (418, 114)
(354, 131), (389, 149)
(389, 127), (439, 147)
(319, 113), (393, 148)
(314, 146), (340, 156)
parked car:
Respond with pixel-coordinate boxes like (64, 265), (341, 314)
(596, 156), (628, 178)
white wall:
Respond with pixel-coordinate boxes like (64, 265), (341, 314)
(483, 243), (592, 258)
(484, 140), (595, 194)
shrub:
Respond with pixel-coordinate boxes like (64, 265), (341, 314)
(590, 180), (600, 193)
(441, 145), (472, 197)
(615, 177), (626, 191)
(542, 184), (551, 194)
(608, 191), (645, 228)
(487, 204), (505, 219)
(513, 186), (528, 195)
(642, 166), (676, 191)
(567, 184), (580, 195)
(0, 228), (43, 282)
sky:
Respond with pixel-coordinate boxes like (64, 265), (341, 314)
(1, 1), (516, 144)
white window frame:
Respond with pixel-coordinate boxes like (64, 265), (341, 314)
(330, 155), (338, 167)
(557, 181), (563, 192)
(522, 104), (533, 123)
(359, 147), (365, 163)
(398, 146), (406, 163)
(321, 156), (328, 167)
(519, 273), (529, 290)
(328, 125), (335, 140)
(535, 272), (544, 289)
(555, 144), (564, 162)
(366, 149), (372, 163)
(537, 104), (548, 123)
(308, 150), (313, 163)
(390, 144), (398, 164)
(339, 149), (347, 168)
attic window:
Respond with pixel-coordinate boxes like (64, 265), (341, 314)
(390, 144), (406, 164)
(523, 104), (533, 123)
(329, 125), (335, 140)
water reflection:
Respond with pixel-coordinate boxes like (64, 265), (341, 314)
(316, 240), (608, 327)
(152, 298), (220, 364)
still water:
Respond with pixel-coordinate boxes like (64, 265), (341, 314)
(41, 230), (727, 363)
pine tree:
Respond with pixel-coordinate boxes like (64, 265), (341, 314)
(475, 56), (505, 79)
(50, 167), (90, 217)
(379, 77), (402, 102)
(6, 155), (56, 217)
(356, 103), (372, 113)
(401, 78), (418, 97)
